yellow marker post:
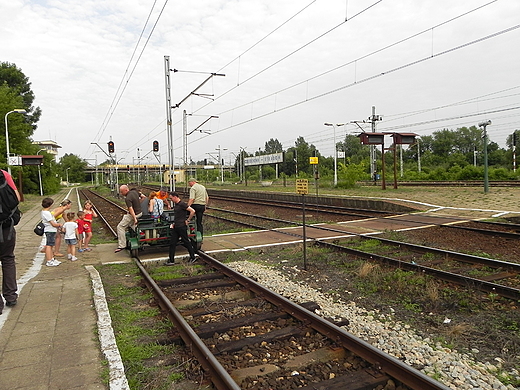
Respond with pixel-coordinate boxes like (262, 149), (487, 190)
(295, 179), (309, 270)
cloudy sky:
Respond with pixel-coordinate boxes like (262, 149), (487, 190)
(2, 0), (519, 167)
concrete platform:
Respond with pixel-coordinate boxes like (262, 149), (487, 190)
(0, 195), (107, 390)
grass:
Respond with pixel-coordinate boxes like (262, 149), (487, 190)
(98, 262), (189, 390)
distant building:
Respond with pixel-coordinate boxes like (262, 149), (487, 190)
(32, 140), (61, 161)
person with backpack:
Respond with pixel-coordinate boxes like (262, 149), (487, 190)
(0, 169), (21, 314)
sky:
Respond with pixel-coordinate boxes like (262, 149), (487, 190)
(2, 0), (520, 167)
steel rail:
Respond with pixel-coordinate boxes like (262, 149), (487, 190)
(209, 193), (393, 217)
(140, 184), (396, 217)
(446, 224), (520, 239)
(389, 180), (520, 187)
(206, 211), (520, 299)
(196, 251), (451, 390)
(317, 241), (520, 301)
(210, 209), (520, 272)
(78, 189), (119, 237)
(133, 257), (241, 390)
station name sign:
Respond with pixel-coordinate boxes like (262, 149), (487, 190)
(244, 152), (283, 166)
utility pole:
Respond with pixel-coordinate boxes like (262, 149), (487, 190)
(216, 145), (227, 183)
(513, 131), (517, 172)
(164, 55), (175, 191)
(417, 138), (421, 173)
(369, 106), (382, 182)
(479, 120), (492, 194)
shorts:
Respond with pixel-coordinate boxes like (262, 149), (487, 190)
(45, 232), (57, 246)
(78, 223), (91, 235)
(65, 238), (77, 245)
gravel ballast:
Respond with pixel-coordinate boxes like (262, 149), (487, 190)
(228, 261), (520, 390)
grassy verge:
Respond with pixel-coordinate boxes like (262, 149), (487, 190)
(98, 262), (187, 389)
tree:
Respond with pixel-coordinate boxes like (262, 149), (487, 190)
(0, 62), (47, 194)
(264, 138), (283, 154)
(0, 62), (41, 131)
(59, 154), (88, 183)
(294, 136), (320, 176)
(0, 83), (31, 162)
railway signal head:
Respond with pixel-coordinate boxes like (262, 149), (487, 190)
(108, 141), (115, 154)
(153, 140), (159, 152)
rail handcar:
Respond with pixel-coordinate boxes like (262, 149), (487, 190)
(125, 210), (202, 257)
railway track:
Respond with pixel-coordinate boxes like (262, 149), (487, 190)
(202, 207), (520, 300)
(77, 187), (515, 389)
(135, 252), (451, 390)
(82, 187), (520, 300)
(387, 180), (520, 187)
(78, 188), (124, 237)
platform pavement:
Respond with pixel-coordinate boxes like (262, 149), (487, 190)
(0, 192), (232, 390)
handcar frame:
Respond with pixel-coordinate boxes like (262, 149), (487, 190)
(126, 210), (202, 257)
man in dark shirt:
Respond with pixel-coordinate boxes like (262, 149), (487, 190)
(166, 192), (196, 265)
(115, 185), (143, 252)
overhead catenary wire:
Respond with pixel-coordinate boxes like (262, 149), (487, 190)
(107, 1), (517, 164)
(185, 23), (520, 154)
(87, 0), (171, 159)
(109, 1), (324, 162)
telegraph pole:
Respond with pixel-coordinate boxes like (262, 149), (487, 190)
(479, 120), (492, 194)
(164, 56), (175, 191)
(369, 106), (382, 182)
(513, 131), (517, 172)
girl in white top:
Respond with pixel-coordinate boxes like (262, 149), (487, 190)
(41, 197), (62, 267)
(62, 212), (79, 261)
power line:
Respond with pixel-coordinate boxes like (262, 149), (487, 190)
(88, 0), (170, 158)
(193, 23), (519, 145)
(193, 0), (383, 114)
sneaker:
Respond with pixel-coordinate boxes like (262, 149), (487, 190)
(70, 256), (78, 261)
(165, 261), (175, 266)
(189, 257), (198, 264)
(67, 254), (72, 260)
(46, 259), (61, 267)
(84, 248), (92, 251)
(78, 249), (84, 253)
(6, 300), (17, 307)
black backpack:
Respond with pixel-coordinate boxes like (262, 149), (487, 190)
(0, 170), (21, 242)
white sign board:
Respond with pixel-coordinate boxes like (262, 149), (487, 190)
(8, 156), (22, 166)
(244, 152), (283, 166)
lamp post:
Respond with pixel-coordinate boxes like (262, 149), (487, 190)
(216, 145), (227, 183)
(37, 149), (45, 196)
(324, 122), (345, 187)
(239, 146), (247, 185)
(479, 120), (492, 194)
(66, 167), (71, 186)
(4, 109), (27, 174)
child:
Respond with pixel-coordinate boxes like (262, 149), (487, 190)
(52, 199), (72, 257)
(82, 201), (97, 251)
(63, 212), (79, 261)
(41, 198), (62, 267)
(76, 211), (91, 253)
